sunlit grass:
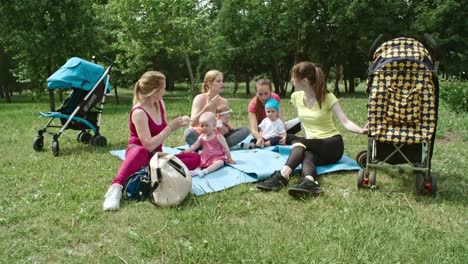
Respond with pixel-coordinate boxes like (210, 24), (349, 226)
(0, 82), (467, 263)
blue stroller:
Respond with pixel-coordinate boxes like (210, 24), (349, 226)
(33, 57), (114, 156)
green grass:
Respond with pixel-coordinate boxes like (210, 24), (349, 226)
(0, 83), (467, 263)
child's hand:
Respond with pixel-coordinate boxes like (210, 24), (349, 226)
(216, 124), (229, 135)
(227, 158), (236, 164)
(256, 138), (264, 147)
(279, 136), (287, 145)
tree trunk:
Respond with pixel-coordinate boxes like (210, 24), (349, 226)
(245, 76), (250, 96)
(48, 89), (55, 111)
(334, 64), (342, 95)
(343, 65), (349, 93)
(348, 76), (355, 93)
(2, 84), (11, 103)
(113, 85), (119, 105)
(184, 53), (196, 98)
(47, 60), (55, 111)
(233, 62), (240, 95)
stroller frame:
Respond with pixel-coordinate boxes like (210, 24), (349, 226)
(356, 35), (440, 196)
(33, 57), (114, 156)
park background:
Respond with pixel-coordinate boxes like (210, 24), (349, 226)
(1, 1), (467, 263)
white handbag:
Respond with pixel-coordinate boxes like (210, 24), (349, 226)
(148, 152), (192, 207)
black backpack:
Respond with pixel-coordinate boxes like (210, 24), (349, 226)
(123, 167), (151, 201)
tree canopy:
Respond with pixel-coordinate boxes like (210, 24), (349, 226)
(0, 0), (466, 101)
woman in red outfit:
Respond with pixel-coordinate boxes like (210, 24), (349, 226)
(103, 71), (200, 211)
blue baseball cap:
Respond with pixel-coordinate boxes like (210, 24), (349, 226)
(265, 98), (279, 112)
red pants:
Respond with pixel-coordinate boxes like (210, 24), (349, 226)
(111, 145), (201, 186)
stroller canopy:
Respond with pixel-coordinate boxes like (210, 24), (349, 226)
(47, 57), (112, 93)
(371, 38), (434, 72)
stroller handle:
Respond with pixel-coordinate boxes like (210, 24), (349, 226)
(423, 33), (440, 61)
(92, 55), (115, 65)
(368, 34), (385, 61)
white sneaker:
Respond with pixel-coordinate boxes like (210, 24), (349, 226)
(103, 184), (123, 211)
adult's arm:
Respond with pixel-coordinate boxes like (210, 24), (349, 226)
(132, 109), (172, 152)
(248, 112), (263, 142)
(332, 102), (368, 134)
(134, 102), (187, 152)
(189, 94), (227, 127)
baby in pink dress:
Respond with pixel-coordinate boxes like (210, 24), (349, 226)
(182, 112), (235, 177)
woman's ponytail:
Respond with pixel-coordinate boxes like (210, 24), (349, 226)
(133, 81), (141, 105)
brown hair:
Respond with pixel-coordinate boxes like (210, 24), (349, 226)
(202, 70), (223, 93)
(133, 71), (166, 104)
(291, 62), (328, 108)
(254, 79), (272, 121)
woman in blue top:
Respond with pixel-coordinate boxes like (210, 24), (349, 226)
(256, 61), (368, 198)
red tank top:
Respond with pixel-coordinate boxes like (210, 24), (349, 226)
(127, 102), (167, 152)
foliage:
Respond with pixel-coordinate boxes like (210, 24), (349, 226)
(0, 0), (466, 99)
(439, 80), (468, 113)
(0, 0), (99, 90)
(412, 0), (468, 75)
(105, 0), (209, 91)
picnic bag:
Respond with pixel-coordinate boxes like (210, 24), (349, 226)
(148, 152), (192, 207)
(123, 167), (150, 201)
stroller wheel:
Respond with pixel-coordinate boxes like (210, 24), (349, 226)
(357, 169), (365, 189)
(52, 141), (60, 157)
(91, 135), (107, 147)
(33, 136), (44, 151)
(415, 172), (424, 195)
(425, 174), (437, 197)
(356, 150), (367, 169)
(415, 172), (436, 196)
(369, 170), (377, 190)
(79, 132), (92, 144)
(77, 132), (83, 142)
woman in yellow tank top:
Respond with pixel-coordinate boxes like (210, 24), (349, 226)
(256, 62), (368, 198)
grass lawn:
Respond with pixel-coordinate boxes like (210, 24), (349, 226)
(0, 83), (467, 263)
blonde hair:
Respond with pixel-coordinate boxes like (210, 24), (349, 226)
(291, 62), (328, 109)
(133, 71), (166, 104)
(199, 112), (216, 125)
(202, 70), (223, 93)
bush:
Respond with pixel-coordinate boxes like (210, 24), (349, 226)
(439, 80), (468, 113)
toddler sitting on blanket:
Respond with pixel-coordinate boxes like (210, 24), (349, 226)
(182, 112), (235, 177)
(242, 98), (286, 149)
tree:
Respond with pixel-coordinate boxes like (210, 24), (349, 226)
(0, 0), (101, 108)
(412, 0), (467, 77)
(106, 0), (209, 97)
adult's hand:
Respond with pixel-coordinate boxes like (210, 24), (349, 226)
(206, 95), (220, 109)
(168, 116), (188, 131)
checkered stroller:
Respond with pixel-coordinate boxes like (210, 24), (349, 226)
(33, 57), (114, 156)
(356, 35), (440, 195)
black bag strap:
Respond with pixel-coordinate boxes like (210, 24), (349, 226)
(148, 165), (162, 193)
(167, 159), (187, 178)
(148, 155), (187, 193)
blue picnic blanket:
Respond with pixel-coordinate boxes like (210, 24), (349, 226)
(110, 143), (360, 196)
